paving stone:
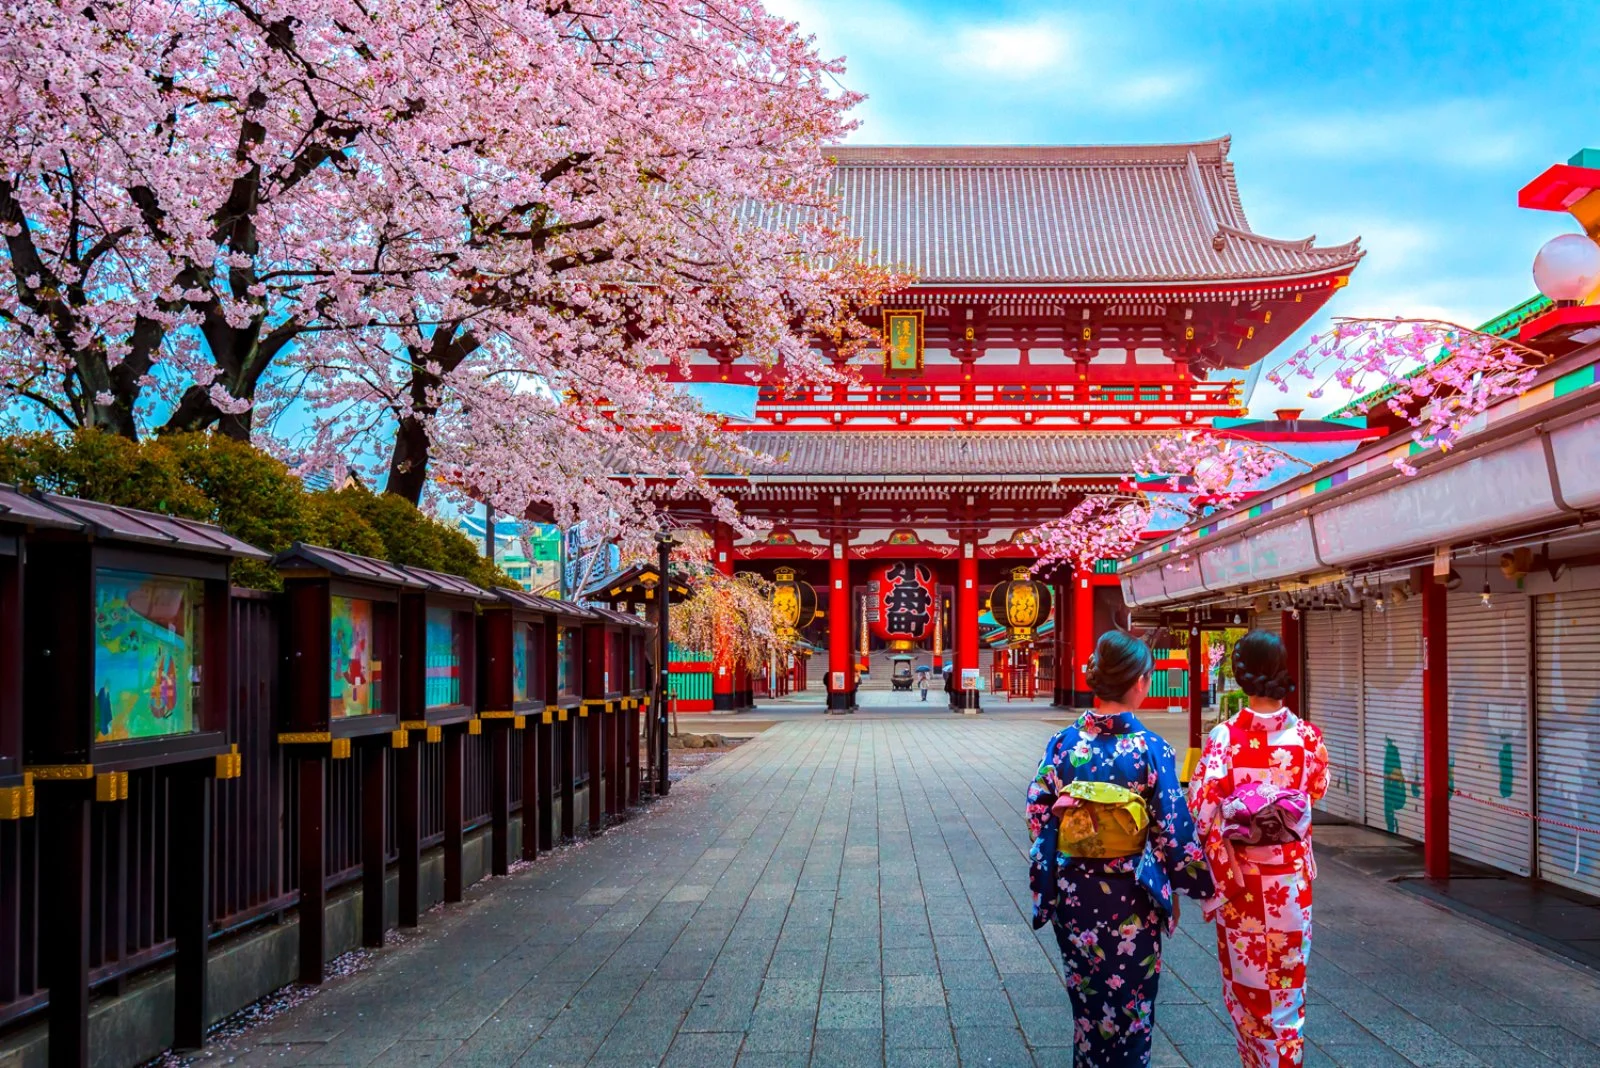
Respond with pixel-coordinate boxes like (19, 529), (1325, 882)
(191, 719), (1600, 1068)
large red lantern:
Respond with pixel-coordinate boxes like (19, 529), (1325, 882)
(867, 561), (936, 649)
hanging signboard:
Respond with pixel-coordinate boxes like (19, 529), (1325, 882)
(882, 309), (925, 376)
(961, 668), (980, 691)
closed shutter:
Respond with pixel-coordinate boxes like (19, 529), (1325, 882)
(1254, 612), (1282, 638)
(1534, 590), (1600, 897)
(1305, 610), (1364, 822)
(1363, 598), (1425, 842)
(1446, 591), (1532, 875)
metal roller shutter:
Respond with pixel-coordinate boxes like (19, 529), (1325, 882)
(1446, 591), (1532, 876)
(1254, 612), (1282, 638)
(1534, 589), (1600, 897)
(1305, 610), (1363, 822)
(1363, 598), (1426, 842)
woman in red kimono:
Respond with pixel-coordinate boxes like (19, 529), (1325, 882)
(1188, 631), (1329, 1068)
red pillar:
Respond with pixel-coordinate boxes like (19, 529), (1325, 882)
(1281, 609), (1303, 716)
(1185, 623), (1204, 782)
(712, 524), (735, 712)
(1071, 568), (1096, 707)
(827, 537), (852, 713)
(1053, 578), (1071, 707)
(1422, 571), (1451, 880)
(955, 545), (980, 713)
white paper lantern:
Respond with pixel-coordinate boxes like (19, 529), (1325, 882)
(1533, 233), (1600, 302)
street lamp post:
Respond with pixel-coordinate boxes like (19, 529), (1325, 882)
(655, 529), (673, 795)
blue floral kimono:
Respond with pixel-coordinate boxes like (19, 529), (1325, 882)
(1026, 711), (1214, 1066)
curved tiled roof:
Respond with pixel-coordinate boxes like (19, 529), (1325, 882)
(824, 138), (1362, 285)
(732, 431), (1162, 477)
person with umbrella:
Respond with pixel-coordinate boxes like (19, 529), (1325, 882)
(916, 664), (931, 702)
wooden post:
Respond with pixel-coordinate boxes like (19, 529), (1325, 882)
(559, 717), (576, 840)
(587, 706), (603, 835)
(628, 705), (641, 807)
(443, 725), (464, 902)
(1282, 609), (1303, 716)
(540, 717), (559, 848)
(713, 524), (736, 711)
(397, 738), (421, 928)
(1422, 570), (1451, 880)
(521, 718), (541, 862)
(360, 740), (387, 947)
(41, 782), (91, 1068)
(170, 762), (214, 1049)
(297, 755), (326, 985)
(491, 722), (511, 876)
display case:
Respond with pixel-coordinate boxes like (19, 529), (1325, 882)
(272, 543), (417, 744)
(24, 494), (265, 775)
(397, 566), (489, 729)
(546, 601), (594, 841)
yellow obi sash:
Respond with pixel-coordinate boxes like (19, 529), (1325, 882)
(1056, 781), (1150, 859)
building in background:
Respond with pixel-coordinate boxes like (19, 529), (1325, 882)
(458, 512), (564, 594)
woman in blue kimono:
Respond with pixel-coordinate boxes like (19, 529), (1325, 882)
(1026, 631), (1214, 1066)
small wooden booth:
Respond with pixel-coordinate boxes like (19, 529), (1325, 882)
(476, 588), (565, 872)
(582, 607), (647, 829)
(271, 543), (412, 979)
(24, 493), (265, 1062)
(396, 566), (491, 910)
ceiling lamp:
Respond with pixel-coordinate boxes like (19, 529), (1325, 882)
(1533, 233), (1600, 302)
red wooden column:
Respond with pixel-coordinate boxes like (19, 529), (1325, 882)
(1185, 623), (1204, 782)
(1281, 609), (1303, 716)
(827, 535), (852, 713)
(954, 543), (980, 713)
(1421, 570), (1451, 880)
(712, 524), (736, 712)
(1071, 567), (1096, 707)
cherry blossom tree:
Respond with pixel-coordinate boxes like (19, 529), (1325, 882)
(1, 0), (891, 543)
(1266, 317), (1546, 473)
(668, 570), (789, 675)
(1028, 430), (1305, 571)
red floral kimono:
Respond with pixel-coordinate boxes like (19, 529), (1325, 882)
(1187, 706), (1329, 1068)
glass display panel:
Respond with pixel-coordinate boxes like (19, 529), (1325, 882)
(330, 595), (382, 718)
(425, 605), (465, 708)
(94, 568), (205, 741)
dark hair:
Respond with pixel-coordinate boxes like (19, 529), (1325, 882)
(1232, 630), (1294, 700)
(1085, 630), (1154, 703)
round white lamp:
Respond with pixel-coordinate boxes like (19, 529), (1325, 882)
(1533, 233), (1600, 302)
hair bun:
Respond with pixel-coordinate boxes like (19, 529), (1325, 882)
(1231, 631), (1294, 700)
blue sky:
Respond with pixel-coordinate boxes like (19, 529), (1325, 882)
(767, 0), (1596, 415)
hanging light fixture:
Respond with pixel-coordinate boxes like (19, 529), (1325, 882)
(1481, 550), (1493, 608)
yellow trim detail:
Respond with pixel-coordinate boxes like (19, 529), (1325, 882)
(542, 710), (553, 725)
(399, 720), (428, 731)
(95, 771), (129, 803)
(557, 708), (568, 722)
(513, 715), (526, 730)
(391, 729), (410, 749)
(331, 738), (353, 760)
(27, 764), (95, 780)
(478, 710), (520, 719)
(425, 726), (442, 744)
(277, 732), (333, 745)
(467, 718), (483, 736)
(0, 785), (27, 820)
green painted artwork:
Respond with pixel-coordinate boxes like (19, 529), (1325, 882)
(424, 606), (463, 708)
(1498, 740), (1515, 798)
(93, 569), (204, 742)
(330, 596), (380, 718)
(1382, 737), (1407, 834)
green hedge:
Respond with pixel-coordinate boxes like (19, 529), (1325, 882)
(0, 430), (514, 591)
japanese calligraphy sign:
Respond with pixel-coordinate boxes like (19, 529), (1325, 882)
(882, 309), (924, 375)
(867, 561), (936, 642)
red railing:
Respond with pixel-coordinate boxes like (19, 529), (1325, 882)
(756, 379), (1240, 412)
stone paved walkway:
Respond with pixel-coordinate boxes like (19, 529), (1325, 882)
(202, 719), (1600, 1067)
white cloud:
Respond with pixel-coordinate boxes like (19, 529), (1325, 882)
(1261, 100), (1529, 170)
(948, 17), (1071, 78)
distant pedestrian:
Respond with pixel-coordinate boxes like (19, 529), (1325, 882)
(1025, 631), (1214, 1066)
(918, 673), (929, 701)
(1188, 631), (1329, 1068)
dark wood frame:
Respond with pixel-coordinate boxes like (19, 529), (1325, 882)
(478, 590), (561, 874)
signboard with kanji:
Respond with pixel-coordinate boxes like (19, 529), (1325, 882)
(882, 310), (924, 375)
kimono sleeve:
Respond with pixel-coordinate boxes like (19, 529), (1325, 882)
(1026, 732), (1069, 841)
(1301, 721), (1331, 803)
(1147, 734), (1215, 902)
(1186, 724), (1239, 918)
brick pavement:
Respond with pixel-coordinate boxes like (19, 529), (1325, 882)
(197, 718), (1600, 1067)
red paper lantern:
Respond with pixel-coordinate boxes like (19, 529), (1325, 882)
(867, 561), (936, 645)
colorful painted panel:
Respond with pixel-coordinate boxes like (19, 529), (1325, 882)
(330, 596), (381, 718)
(425, 606), (464, 708)
(512, 621), (531, 703)
(94, 568), (204, 742)
(557, 626), (579, 698)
